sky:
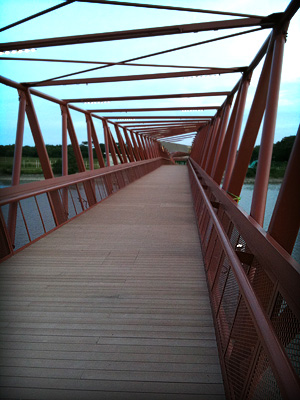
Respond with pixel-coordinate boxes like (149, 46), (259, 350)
(0, 0), (299, 148)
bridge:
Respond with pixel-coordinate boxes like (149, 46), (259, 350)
(0, 1), (299, 399)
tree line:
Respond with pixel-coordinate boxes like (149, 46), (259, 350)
(0, 142), (106, 159)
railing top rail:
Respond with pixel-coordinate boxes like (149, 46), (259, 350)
(0, 158), (164, 207)
(188, 159), (300, 399)
(189, 158), (300, 320)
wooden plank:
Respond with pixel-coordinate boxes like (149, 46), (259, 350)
(0, 166), (225, 398)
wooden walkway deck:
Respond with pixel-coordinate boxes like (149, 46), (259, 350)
(0, 165), (225, 400)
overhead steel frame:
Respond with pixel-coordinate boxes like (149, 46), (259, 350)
(0, 1), (299, 399)
(189, 1), (300, 399)
(0, 74), (171, 259)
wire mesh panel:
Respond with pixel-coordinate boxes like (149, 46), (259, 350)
(225, 297), (260, 400)
(271, 292), (300, 377)
(68, 184), (83, 214)
(17, 197), (45, 243)
(188, 160), (300, 399)
(246, 346), (283, 400)
(35, 193), (56, 232)
(248, 258), (276, 313)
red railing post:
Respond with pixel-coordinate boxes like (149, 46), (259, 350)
(107, 125), (119, 165)
(222, 74), (251, 191)
(135, 132), (146, 160)
(211, 99), (232, 177)
(268, 125), (300, 253)
(86, 114), (94, 171)
(66, 106), (96, 206)
(130, 131), (141, 160)
(122, 127), (135, 162)
(199, 122), (214, 168)
(89, 115), (106, 168)
(7, 90), (26, 244)
(213, 89), (242, 185)
(227, 43), (273, 198)
(103, 120), (111, 167)
(115, 125), (128, 163)
(25, 89), (67, 224)
(204, 116), (221, 173)
(251, 27), (288, 225)
(61, 104), (68, 213)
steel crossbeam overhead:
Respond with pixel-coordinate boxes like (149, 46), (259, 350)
(104, 116), (212, 120)
(0, 17), (269, 52)
(24, 67), (245, 87)
(64, 91), (231, 103)
(0, 57), (237, 72)
(88, 106), (219, 112)
(75, 0), (265, 18)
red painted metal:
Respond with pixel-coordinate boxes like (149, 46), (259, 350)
(250, 29), (287, 225)
(86, 114), (94, 170)
(268, 125), (300, 254)
(25, 67), (245, 87)
(0, 18), (265, 52)
(204, 116), (221, 172)
(114, 125), (128, 163)
(64, 91), (231, 103)
(89, 106), (219, 112)
(227, 45), (273, 198)
(188, 158), (300, 400)
(102, 120), (111, 167)
(0, 3), (299, 398)
(61, 105), (68, 176)
(88, 115), (106, 168)
(75, 0), (264, 19)
(222, 74), (251, 191)
(213, 89), (241, 184)
(7, 91), (26, 245)
(122, 128), (135, 162)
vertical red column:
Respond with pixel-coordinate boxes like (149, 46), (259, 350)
(123, 128), (135, 162)
(135, 133), (146, 160)
(103, 120), (110, 167)
(61, 105), (68, 176)
(130, 131), (141, 161)
(213, 88), (242, 185)
(115, 125), (128, 163)
(227, 45), (273, 198)
(61, 105), (68, 213)
(251, 29), (287, 225)
(211, 99), (232, 177)
(25, 90), (67, 224)
(268, 126), (300, 254)
(7, 91), (26, 244)
(86, 114), (94, 170)
(222, 74), (251, 191)
(204, 116), (221, 174)
(89, 115), (105, 168)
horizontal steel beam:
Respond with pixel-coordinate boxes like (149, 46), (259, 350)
(24, 67), (244, 87)
(75, 0), (265, 19)
(64, 91), (231, 103)
(0, 56), (229, 71)
(0, 18), (265, 52)
(105, 116), (212, 119)
(87, 106), (219, 112)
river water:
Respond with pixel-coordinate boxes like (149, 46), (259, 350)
(0, 177), (299, 263)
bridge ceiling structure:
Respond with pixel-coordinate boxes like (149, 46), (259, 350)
(0, 0), (297, 147)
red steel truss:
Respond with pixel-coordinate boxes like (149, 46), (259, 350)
(0, 1), (299, 399)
